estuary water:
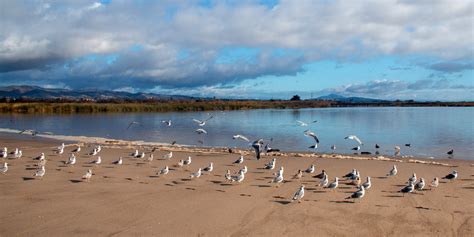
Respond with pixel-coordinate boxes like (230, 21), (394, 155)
(1, 107), (473, 160)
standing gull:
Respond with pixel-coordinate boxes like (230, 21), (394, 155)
(183, 156), (192, 166)
(234, 155), (244, 164)
(34, 166), (46, 179)
(231, 170), (245, 183)
(291, 185), (305, 203)
(66, 154), (76, 165)
(430, 177), (439, 188)
(362, 177), (372, 190)
(91, 156), (101, 165)
(113, 157), (123, 165)
(158, 166), (169, 176)
(264, 158), (276, 170)
(270, 168), (284, 187)
(239, 166), (248, 175)
(346, 186), (365, 202)
(326, 177), (339, 191)
(190, 168), (202, 179)
(0, 162), (8, 174)
(400, 182), (414, 196)
(292, 169), (303, 179)
(387, 165), (398, 176)
(319, 173), (329, 187)
(415, 178), (425, 191)
(304, 164), (315, 174)
(202, 162), (214, 173)
(82, 169), (93, 182)
(442, 170), (457, 181)
(163, 152), (173, 160)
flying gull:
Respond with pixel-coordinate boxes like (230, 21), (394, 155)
(193, 116), (213, 126)
(195, 128), (207, 134)
(252, 139), (264, 160)
(304, 130), (319, 149)
(126, 121), (140, 130)
(345, 135), (363, 145)
(162, 120), (172, 126)
(233, 134), (250, 142)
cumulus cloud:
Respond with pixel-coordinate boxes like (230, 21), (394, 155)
(0, 0), (473, 90)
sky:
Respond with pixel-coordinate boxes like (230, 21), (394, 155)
(0, 0), (473, 101)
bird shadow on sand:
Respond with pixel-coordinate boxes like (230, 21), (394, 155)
(125, 178), (133, 181)
(172, 180), (185, 185)
(220, 183), (233, 186)
(69, 179), (83, 183)
(240, 194), (252, 197)
(149, 175), (160, 178)
(210, 180), (222, 184)
(25, 167), (37, 170)
(186, 187), (196, 191)
(313, 190), (326, 193)
(330, 200), (354, 204)
(165, 183), (174, 186)
(252, 171), (265, 174)
(374, 176), (388, 179)
(252, 184), (272, 188)
(181, 178), (192, 182)
(22, 177), (35, 181)
(383, 194), (403, 198)
(462, 186), (474, 190)
(273, 200), (292, 205)
(215, 189), (226, 193)
(82, 165), (94, 168)
(393, 184), (406, 187)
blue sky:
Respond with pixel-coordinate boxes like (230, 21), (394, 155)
(0, 0), (473, 100)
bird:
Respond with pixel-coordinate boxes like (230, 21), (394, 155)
(292, 169), (303, 179)
(442, 170), (457, 181)
(394, 146), (401, 156)
(162, 120), (172, 126)
(138, 152), (145, 159)
(264, 158), (276, 170)
(330, 145), (336, 152)
(346, 186), (365, 202)
(296, 120), (308, 126)
(345, 135), (363, 145)
(275, 166), (284, 177)
(91, 156), (101, 165)
(252, 139), (264, 160)
(66, 154), (76, 165)
(231, 170), (245, 183)
(14, 149), (22, 159)
(131, 149), (139, 157)
(183, 156), (192, 166)
(57, 147), (64, 155)
(400, 182), (414, 196)
(82, 169), (93, 182)
(291, 185), (305, 203)
(387, 165), (397, 176)
(304, 130), (320, 149)
(304, 164), (315, 174)
(239, 166), (248, 175)
(319, 174), (329, 187)
(34, 166), (46, 179)
(72, 146), (81, 153)
(265, 144), (280, 153)
(126, 121), (140, 130)
(158, 166), (169, 176)
(224, 170), (232, 181)
(195, 128), (207, 134)
(405, 144), (411, 147)
(234, 155), (244, 164)
(352, 146), (361, 151)
(343, 169), (357, 179)
(430, 177), (439, 188)
(270, 170), (284, 186)
(0, 162), (8, 174)
(145, 154), (154, 163)
(163, 152), (173, 160)
(1, 147), (7, 158)
(362, 177), (371, 190)
(232, 134), (249, 142)
(313, 170), (326, 179)
(193, 116), (213, 126)
(113, 157), (123, 165)
(35, 153), (45, 161)
(176, 159), (184, 168)
(415, 178), (425, 191)
(326, 177), (339, 191)
(90, 148), (98, 156)
(96, 145), (101, 153)
(190, 168), (202, 179)
(408, 173), (417, 185)
(447, 149), (454, 155)
(375, 144), (380, 149)
(19, 129), (52, 136)
(202, 162), (213, 173)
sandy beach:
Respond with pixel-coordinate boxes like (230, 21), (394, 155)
(0, 134), (473, 236)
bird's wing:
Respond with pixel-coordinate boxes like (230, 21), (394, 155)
(353, 136), (362, 145)
(297, 120), (307, 126)
(205, 115), (214, 122)
(193, 118), (203, 124)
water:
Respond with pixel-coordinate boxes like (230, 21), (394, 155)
(1, 107), (473, 160)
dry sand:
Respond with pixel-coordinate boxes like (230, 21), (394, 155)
(0, 135), (473, 236)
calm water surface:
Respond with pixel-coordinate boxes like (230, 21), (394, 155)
(1, 107), (473, 160)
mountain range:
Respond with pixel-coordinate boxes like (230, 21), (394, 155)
(313, 93), (390, 103)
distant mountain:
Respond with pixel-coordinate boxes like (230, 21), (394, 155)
(314, 94), (390, 103)
(0, 85), (194, 101)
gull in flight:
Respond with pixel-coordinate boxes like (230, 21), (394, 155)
(296, 120), (317, 127)
(415, 178), (425, 191)
(158, 166), (169, 176)
(234, 155), (244, 164)
(233, 135), (249, 142)
(231, 170), (245, 183)
(345, 135), (363, 145)
(304, 164), (315, 174)
(252, 139), (264, 160)
(66, 153), (76, 165)
(113, 157), (123, 165)
(162, 120), (172, 126)
(190, 168), (202, 179)
(126, 121), (140, 130)
(292, 169), (303, 179)
(430, 177), (439, 188)
(193, 116), (213, 126)
(264, 158), (276, 170)
(82, 169), (93, 182)
(442, 170), (457, 181)
(19, 129), (53, 137)
(387, 165), (397, 176)
(291, 185), (305, 203)
(163, 152), (173, 160)
(362, 177), (372, 190)
(195, 128), (207, 134)
(0, 162), (8, 174)
(304, 130), (319, 149)
(202, 162), (214, 173)
(346, 186), (365, 202)
(34, 166), (46, 179)
(447, 149), (454, 155)
(91, 156), (101, 165)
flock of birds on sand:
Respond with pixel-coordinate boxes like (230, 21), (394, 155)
(1, 115), (462, 203)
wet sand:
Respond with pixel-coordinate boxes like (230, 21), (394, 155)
(0, 135), (473, 236)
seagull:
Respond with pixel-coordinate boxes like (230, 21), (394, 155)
(408, 173), (417, 185)
(319, 174), (329, 187)
(96, 145), (101, 153)
(375, 144), (380, 149)
(239, 166), (248, 175)
(91, 156), (101, 165)
(176, 159), (184, 168)
(231, 170), (245, 183)
(330, 145), (336, 152)
(126, 121), (140, 130)
(0, 162), (8, 174)
(1, 147), (7, 158)
(19, 129), (52, 136)
(297, 120), (317, 127)
(362, 177), (371, 190)
(343, 169), (357, 179)
(190, 168), (202, 179)
(34, 166), (46, 179)
(232, 135), (250, 142)
(82, 169), (93, 182)
(447, 149), (454, 155)
(442, 170), (457, 181)
(270, 171), (284, 187)
(326, 177), (339, 191)
(113, 157), (123, 165)
(138, 152), (145, 159)
(264, 158), (276, 170)
(195, 128), (207, 134)
(163, 152), (173, 160)
(132, 150), (139, 157)
(57, 147), (64, 155)
(193, 116), (213, 126)
(161, 120), (172, 126)
(304, 130), (319, 149)
(58, 143), (65, 151)
(400, 182), (414, 196)
(90, 148), (98, 156)
(202, 162), (213, 173)
(345, 135), (363, 145)
(158, 166), (169, 176)
(313, 170), (326, 179)
(35, 153), (45, 161)
(72, 146), (81, 153)
(145, 154), (154, 163)
(415, 178), (425, 191)
(352, 146), (361, 151)
(252, 139), (264, 160)
(183, 156), (192, 166)
(66, 154), (76, 165)
(275, 166), (284, 177)
(405, 144), (411, 147)
(265, 144), (280, 153)
(394, 146), (401, 156)
(292, 169), (303, 179)
(430, 177), (439, 188)
(346, 186), (365, 202)
(291, 185), (305, 203)
(304, 164), (315, 174)
(224, 170), (232, 181)
(13, 148), (22, 159)
(387, 165), (397, 176)
(234, 155), (244, 164)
